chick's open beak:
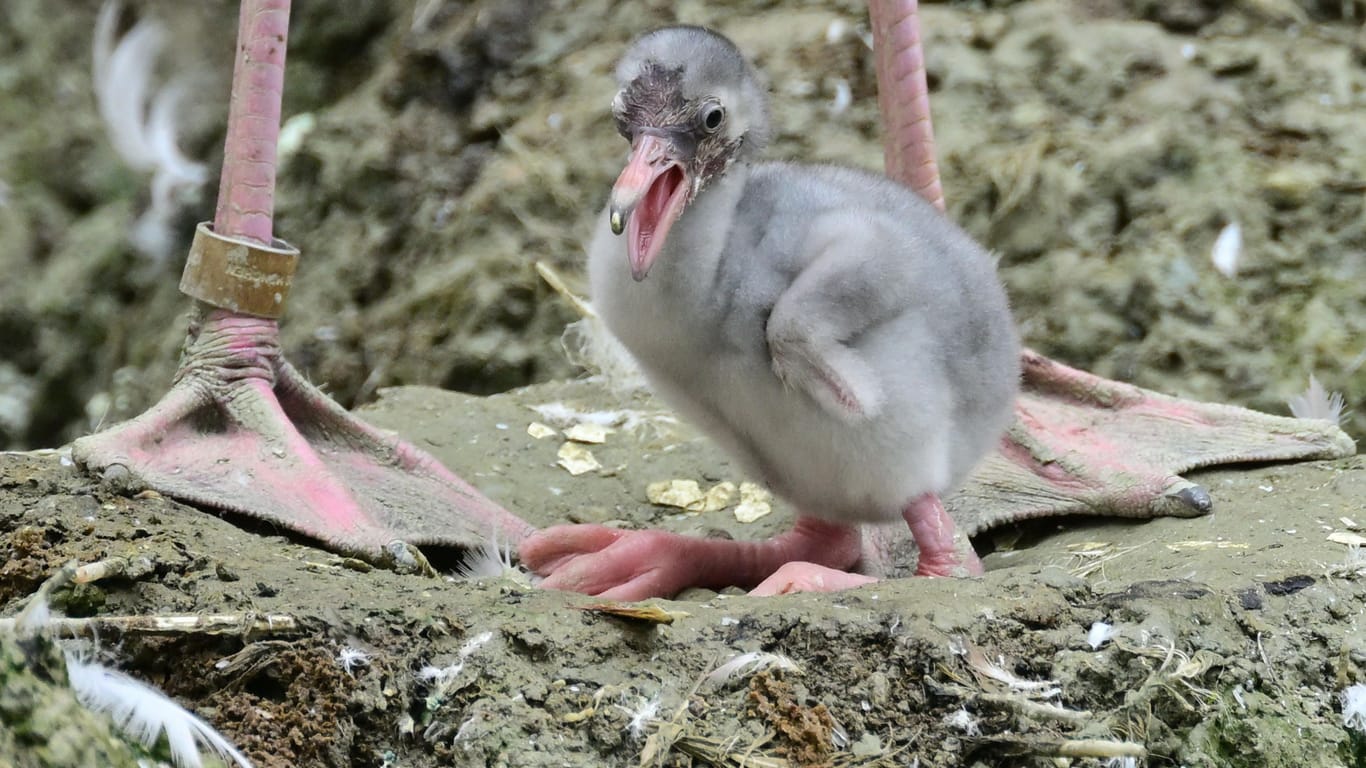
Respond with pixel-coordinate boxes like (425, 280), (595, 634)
(609, 133), (691, 281)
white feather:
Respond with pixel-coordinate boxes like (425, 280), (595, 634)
(1210, 221), (1242, 278)
(1087, 621), (1115, 650)
(1344, 683), (1366, 732)
(92, 1), (207, 262)
(828, 78), (852, 115)
(458, 631), (494, 658)
(64, 651), (253, 768)
(942, 706), (980, 735)
(1287, 375), (1347, 424)
(94, 2), (165, 171)
(705, 651), (801, 684)
(561, 315), (648, 393)
(336, 647), (371, 675)
(623, 693), (660, 739)
(18, 595), (51, 634)
(528, 402), (677, 435)
(454, 532), (515, 580)
(417, 664), (456, 685)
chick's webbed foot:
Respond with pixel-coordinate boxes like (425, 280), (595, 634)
(522, 516), (865, 600)
(72, 308), (534, 566)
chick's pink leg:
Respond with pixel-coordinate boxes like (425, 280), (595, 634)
(750, 495), (982, 594)
(902, 493), (984, 576)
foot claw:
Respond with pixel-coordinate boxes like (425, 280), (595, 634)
(99, 463), (136, 489)
(1160, 480), (1213, 517)
(383, 540), (437, 576)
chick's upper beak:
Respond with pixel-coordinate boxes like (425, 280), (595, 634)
(609, 133), (691, 281)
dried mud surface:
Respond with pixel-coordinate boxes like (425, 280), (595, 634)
(2, 0), (1366, 765)
(1, 379), (1364, 766)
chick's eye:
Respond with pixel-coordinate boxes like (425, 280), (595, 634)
(699, 103), (725, 133)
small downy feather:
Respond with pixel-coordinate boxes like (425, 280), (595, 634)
(65, 651), (254, 768)
(455, 532), (515, 580)
(1210, 221), (1242, 278)
(533, 261), (647, 393)
(562, 315), (648, 393)
(1287, 375), (1347, 424)
(704, 651), (801, 684)
(93, 1), (207, 262)
(1344, 683), (1366, 732)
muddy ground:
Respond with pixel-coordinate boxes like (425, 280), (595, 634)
(1, 380), (1364, 767)
(2, 0), (1365, 765)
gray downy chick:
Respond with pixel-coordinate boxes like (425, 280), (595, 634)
(525, 26), (1020, 599)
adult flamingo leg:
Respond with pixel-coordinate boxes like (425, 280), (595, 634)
(72, 0), (534, 567)
(862, 0), (1353, 570)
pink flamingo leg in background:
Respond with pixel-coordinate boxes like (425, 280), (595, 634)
(73, 0), (534, 568)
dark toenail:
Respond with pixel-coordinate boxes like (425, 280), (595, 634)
(384, 540), (436, 577)
(1172, 484), (1212, 514)
(102, 463), (130, 483)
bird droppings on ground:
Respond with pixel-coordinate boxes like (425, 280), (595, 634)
(646, 479), (735, 513)
(734, 482), (775, 523)
(525, 422), (557, 440)
(563, 422), (612, 445)
(555, 441), (601, 476)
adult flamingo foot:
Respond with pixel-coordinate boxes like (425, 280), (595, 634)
(72, 0), (533, 569)
(72, 306), (533, 569)
(948, 351), (1355, 532)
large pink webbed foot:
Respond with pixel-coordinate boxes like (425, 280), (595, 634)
(961, 351), (1354, 528)
(73, 307), (532, 565)
(861, 351), (1353, 577)
(72, 0), (533, 567)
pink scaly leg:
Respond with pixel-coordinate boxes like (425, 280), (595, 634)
(72, 0), (534, 569)
(902, 494), (983, 577)
(749, 495), (982, 596)
(871, 0), (944, 213)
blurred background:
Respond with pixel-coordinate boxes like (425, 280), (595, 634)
(1, 0), (1362, 450)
